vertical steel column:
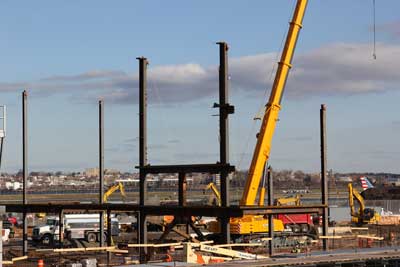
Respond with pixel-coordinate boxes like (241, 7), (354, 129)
(107, 210), (111, 245)
(138, 56), (148, 205)
(0, 219), (2, 264)
(320, 104), (329, 250)
(267, 166), (274, 256)
(22, 90), (28, 256)
(99, 99), (105, 247)
(59, 210), (63, 248)
(217, 42), (229, 205)
(137, 57), (148, 262)
(106, 209), (112, 265)
(217, 41), (233, 244)
(178, 172), (187, 207)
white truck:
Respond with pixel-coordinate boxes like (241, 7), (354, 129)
(32, 214), (119, 245)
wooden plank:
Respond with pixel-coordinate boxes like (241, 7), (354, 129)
(12, 256), (28, 262)
(127, 243), (156, 248)
(199, 244), (267, 260)
(153, 242), (182, 248)
(214, 243), (265, 248)
(319, 235), (343, 239)
(190, 241), (214, 247)
(357, 235), (384, 240)
(351, 227), (369, 230)
(35, 249), (54, 252)
(107, 249), (129, 254)
(54, 247), (86, 252)
(127, 240), (213, 248)
(85, 246), (115, 251)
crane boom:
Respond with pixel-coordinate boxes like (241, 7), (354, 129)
(240, 0), (308, 205)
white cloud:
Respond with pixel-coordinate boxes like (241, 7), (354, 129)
(289, 43), (400, 97)
(1, 42), (400, 103)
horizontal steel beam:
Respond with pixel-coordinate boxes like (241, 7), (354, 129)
(135, 163), (235, 174)
(4, 203), (242, 217)
(240, 205), (326, 215)
(4, 203), (324, 217)
(143, 205), (242, 217)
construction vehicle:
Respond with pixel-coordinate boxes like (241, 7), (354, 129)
(32, 214), (119, 245)
(103, 182), (126, 203)
(210, 182), (314, 236)
(240, 0), (306, 206)
(203, 182), (221, 206)
(275, 195), (301, 206)
(275, 195), (316, 235)
(348, 183), (380, 226)
(208, 0), (309, 241)
(36, 213), (47, 219)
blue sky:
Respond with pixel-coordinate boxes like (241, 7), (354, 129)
(1, 1), (400, 173)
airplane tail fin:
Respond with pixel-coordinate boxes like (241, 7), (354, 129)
(360, 176), (374, 191)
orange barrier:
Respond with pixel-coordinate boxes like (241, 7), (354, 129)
(209, 258), (225, 264)
(164, 254), (173, 262)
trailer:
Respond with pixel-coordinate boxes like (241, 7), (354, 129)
(276, 213), (315, 234)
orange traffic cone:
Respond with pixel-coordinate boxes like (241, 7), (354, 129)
(38, 259), (44, 267)
(195, 253), (205, 264)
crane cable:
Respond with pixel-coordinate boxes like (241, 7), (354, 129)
(372, 0), (376, 60)
(236, 1), (296, 171)
(254, 1), (297, 120)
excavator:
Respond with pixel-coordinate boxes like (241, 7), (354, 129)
(103, 182), (126, 203)
(207, 0), (310, 241)
(348, 183), (380, 226)
(203, 182), (221, 206)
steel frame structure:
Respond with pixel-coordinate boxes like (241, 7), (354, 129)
(2, 42), (329, 263)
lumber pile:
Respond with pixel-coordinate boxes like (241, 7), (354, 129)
(378, 215), (400, 225)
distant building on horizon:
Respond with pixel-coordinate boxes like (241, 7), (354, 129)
(84, 168), (99, 177)
(84, 168), (120, 178)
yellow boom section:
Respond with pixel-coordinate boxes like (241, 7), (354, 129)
(103, 182), (126, 203)
(240, 0), (308, 206)
(348, 183), (356, 217)
(348, 183), (367, 220)
(204, 182), (221, 206)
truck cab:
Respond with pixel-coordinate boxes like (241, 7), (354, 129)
(32, 217), (60, 245)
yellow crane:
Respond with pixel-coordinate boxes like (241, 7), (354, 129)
(241, 0), (307, 206)
(229, 0), (308, 236)
(207, 0), (308, 238)
(348, 183), (380, 226)
(103, 182), (126, 203)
